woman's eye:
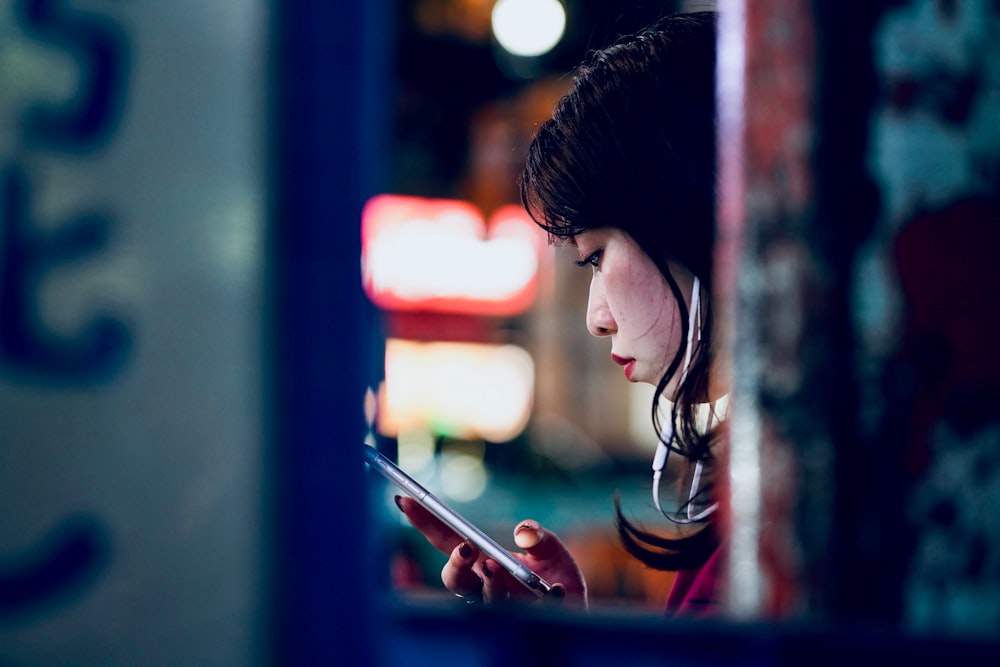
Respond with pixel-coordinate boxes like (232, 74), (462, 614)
(574, 250), (601, 269)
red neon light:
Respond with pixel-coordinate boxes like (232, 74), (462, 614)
(361, 194), (548, 316)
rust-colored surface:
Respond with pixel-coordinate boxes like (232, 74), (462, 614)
(724, 0), (830, 619)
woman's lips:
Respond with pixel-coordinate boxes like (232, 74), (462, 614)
(611, 354), (636, 381)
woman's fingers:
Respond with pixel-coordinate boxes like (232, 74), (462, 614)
(394, 498), (587, 606)
(513, 520), (547, 552)
(513, 519), (569, 559)
(512, 519), (588, 604)
(442, 541), (484, 599)
(480, 559), (511, 603)
(394, 495), (464, 555)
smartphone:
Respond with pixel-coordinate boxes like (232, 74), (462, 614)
(362, 444), (552, 598)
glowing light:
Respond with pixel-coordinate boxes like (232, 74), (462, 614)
(361, 195), (548, 316)
(397, 428), (437, 475)
(491, 0), (566, 58)
(439, 451), (488, 502)
(380, 339), (535, 442)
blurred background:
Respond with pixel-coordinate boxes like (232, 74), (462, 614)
(1, 0), (999, 665)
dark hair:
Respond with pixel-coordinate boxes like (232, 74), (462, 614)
(520, 12), (721, 570)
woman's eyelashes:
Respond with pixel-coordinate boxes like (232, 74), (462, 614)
(575, 249), (602, 270)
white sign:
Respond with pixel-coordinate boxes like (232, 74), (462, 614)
(0, 2), (266, 664)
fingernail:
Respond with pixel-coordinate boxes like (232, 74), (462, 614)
(514, 521), (541, 549)
(549, 584), (565, 600)
(482, 563), (493, 580)
(393, 495), (404, 512)
(459, 543), (472, 559)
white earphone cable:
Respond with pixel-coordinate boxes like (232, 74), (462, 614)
(650, 276), (720, 523)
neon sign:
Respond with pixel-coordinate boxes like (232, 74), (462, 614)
(380, 338), (535, 443)
(361, 194), (548, 316)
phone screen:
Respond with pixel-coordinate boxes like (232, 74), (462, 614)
(363, 445), (552, 598)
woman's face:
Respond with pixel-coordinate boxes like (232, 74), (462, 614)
(573, 228), (693, 392)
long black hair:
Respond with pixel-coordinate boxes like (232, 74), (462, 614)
(520, 12), (721, 570)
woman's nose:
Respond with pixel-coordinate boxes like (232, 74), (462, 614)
(586, 278), (616, 337)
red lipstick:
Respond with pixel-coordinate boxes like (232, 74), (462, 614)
(611, 354), (636, 381)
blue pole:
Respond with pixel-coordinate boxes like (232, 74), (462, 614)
(267, 0), (389, 663)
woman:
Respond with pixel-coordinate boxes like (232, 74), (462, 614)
(396, 11), (727, 616)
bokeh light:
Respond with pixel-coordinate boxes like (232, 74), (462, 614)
(381, 339), (535, 442)
(491, 0), (566, 57)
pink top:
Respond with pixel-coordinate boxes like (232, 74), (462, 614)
(665, 544), (724, 618)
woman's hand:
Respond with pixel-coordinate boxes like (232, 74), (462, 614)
(394, 495), (588, 607)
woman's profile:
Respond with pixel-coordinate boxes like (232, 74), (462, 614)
(397, 11), (728, 616)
